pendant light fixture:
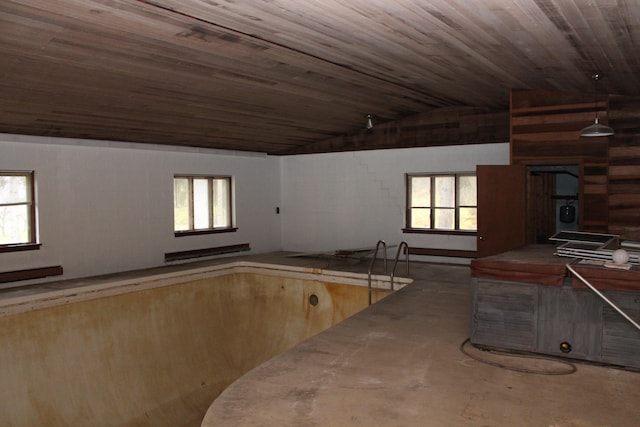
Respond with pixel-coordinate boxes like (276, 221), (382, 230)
(580, 73), (614, 137)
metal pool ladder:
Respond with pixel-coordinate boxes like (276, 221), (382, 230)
(390, 241), (410, 292)
(367, 240), (388, 305)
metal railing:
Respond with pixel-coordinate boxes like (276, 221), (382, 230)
(367, 240), (388, 305)
(390, 241), (410, 291)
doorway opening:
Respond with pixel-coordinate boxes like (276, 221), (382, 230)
(527, 165), (579, 244)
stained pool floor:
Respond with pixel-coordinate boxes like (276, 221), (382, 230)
(202, 252), (640, 426)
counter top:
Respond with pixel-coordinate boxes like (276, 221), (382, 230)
(471, 244), (640, 292)
(470, 244), (569, 286)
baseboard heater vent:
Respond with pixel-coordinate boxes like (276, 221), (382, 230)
(0, 266), (64, 284)
(408, 247), (477, 258)
(165, 243), (251, 262)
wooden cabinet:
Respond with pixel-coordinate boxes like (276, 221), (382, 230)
(471, 279), (537, 351)
(471, 246), (640, 369)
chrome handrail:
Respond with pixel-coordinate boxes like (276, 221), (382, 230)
(367, 240), (388, 305)
(390, 241), (410, 291)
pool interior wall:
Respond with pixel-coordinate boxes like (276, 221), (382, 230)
(0, 262), (403, 427)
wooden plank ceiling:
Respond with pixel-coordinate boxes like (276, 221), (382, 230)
(1, 0), (639, 155)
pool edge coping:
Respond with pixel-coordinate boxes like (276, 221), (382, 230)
(0, 261), (412, 316)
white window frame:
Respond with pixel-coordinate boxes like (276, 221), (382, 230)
(0, 171), (39, 251)
(173, 175), (235, 236)
(405, 173), (477, 234)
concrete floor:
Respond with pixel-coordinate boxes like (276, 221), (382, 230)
(203, 255), (640, 426)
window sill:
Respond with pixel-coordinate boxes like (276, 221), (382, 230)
(174, 228), (238, 237)
(0, 243), (41, 253)
(402, 228), (476, 236)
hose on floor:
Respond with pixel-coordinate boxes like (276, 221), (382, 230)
(460, 338), (577, 375)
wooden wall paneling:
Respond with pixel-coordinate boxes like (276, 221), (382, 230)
(281, 107), (509, 154)
(510, 90), (610, 233)
(581, 163), (609, 233)
(608, 96), (640, 239)
(601, 292), (640, 367)
(472, 272), (640, 369)
(526, 171), (556, 243)
(471, 278), (538, 351)
(536, 287), (603, 359)
(511, 138), (608, 164)
(510, 90), (609, 165)
(526, 167), (535, 244)
(543, 174), (554, 241)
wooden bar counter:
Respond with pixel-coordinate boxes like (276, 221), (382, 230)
(470, 245), (640, 369)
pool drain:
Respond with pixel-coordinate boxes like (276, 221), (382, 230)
(309, 294), (319, 306)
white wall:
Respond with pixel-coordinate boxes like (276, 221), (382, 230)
(0, 134), (282, 285)
(1, 133), (509, 286)
(280, 143), (510, 262)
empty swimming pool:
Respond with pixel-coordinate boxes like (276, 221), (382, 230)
(0, 261), (409, 427)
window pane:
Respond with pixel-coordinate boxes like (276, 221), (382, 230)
(406, 173), (477, 232)
(0, 175), (28, 204)
(410, 177), (431, 207)
(173, 178), (190, 231)
(193, 178), (210, 229)
(458, 176), (477, 206)
(434, 176), (455, 207)
(0, 205), (29, 244)
(213, 178), (230, 228)
(434, 208), (454, 229)
(459, 207), (477, 231)
(174, 175), (233, 233)
(410, 208), (431, 228)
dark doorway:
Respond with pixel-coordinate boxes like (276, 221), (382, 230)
(527, 165), (579, 244)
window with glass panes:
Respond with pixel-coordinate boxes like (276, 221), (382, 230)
(0, 171), (36, 246)
(406, 173), (477, 231)
(173, 176), (233, 235)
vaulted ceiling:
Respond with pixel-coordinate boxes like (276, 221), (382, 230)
(1, 0), (639, 155)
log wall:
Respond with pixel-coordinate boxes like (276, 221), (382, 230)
(608, 96), (640, 240)
(511, 90), (640, 238)
(511, 89), (610, 233)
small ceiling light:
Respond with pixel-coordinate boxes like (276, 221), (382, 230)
(580, 73), (614, 137)
(366, 114), (373, 130)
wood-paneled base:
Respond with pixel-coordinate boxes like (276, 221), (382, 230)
(471, 277), (640, 369)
